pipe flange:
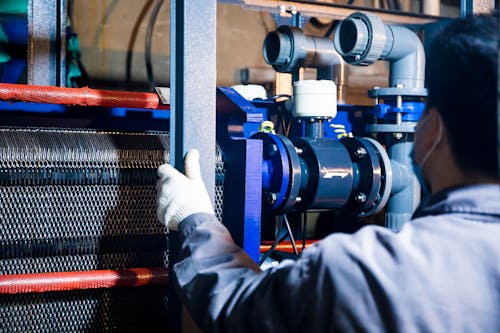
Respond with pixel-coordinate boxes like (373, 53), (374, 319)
(263, 26), (307, 72)
(361, 137), (392, 216)
(251, 132), (301, 214)
(334, 12), (386, 66)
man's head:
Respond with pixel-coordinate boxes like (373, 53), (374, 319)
(413, 13), (499, 193)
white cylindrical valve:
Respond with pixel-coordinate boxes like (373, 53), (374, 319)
(293, 80), (337, 119)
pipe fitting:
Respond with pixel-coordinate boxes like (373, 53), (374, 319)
(334, 12), (425, 89)
(263, 26), (341, 73)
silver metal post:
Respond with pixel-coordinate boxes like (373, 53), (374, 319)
(170, 0), (217, 203)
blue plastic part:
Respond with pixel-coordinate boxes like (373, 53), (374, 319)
(374, 101), (426, 122)
(0, 101), (65, 113)
(110, 108), (170, 119)
(0, 101), (170, 120)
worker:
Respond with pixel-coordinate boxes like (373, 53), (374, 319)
(156, 13), (499, 332)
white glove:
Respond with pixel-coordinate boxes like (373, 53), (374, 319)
(156, 149), (214, 231)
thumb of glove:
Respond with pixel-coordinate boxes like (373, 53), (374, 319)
(184, 149), (203, 182)
(156, 149), (214, 231)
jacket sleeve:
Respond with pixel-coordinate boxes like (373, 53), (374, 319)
(172, 213), (401, 333)
(172, 213), (334, 332)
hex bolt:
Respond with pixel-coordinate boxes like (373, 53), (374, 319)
(295, 147), (303, 155)
(355, 192), (367, 203)
(295, 197), (302, 203)
(266, 192), (278, 205)
(354, 147), (367, 158)
(393, 132), (403, 140)
(268, 144), (278, 156)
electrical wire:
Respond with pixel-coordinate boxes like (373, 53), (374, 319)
(283, 214), (299, 255)
(323, 20), (339, 38)
(126, 0), (154, 88)
(258, 216), (285, 266)
(145, 0), (164, 92)
(92, 0), (119, 57)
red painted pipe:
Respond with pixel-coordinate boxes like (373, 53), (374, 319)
(260, 240), (317, 254)
(0, 83), (170, 110)
(0, 267), (168, 294)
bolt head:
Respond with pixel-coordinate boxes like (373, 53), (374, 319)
(393, 132), (403, 140)
(268, 144), (278, 156)
(354, 147), (367, 158)
(355, 192), (367, 203)
(266, 192), (278, 205)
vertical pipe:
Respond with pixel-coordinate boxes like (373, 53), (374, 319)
(385, 141), (420, 231)
(423, 0), (440, 16)
(305, 120), (324, 138)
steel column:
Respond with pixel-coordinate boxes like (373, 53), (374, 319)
(170, 0), (216, 202)
(27, 0), (66, 86)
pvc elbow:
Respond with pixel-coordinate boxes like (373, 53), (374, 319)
(334, 12), (425, 89)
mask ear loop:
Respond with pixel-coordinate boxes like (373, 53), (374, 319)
(419, 113), (443, 169)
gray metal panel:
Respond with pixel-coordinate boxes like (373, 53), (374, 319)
(170, 0), (217, 203)
(27, 0), (66, 86)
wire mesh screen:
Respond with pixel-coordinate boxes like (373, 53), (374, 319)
(0, 128), (225, 332)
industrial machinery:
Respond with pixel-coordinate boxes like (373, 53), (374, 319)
(0, 1), (477, 332)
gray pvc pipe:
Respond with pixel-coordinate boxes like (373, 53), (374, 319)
(263, 26), (349, 101)
(334, 12), (425, 90)
(381, 25), (426, 89)
(385, 141), (421, 231)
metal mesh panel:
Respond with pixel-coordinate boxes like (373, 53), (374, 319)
(0, 128), (225, 332)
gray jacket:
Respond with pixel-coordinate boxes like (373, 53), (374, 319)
(173, 184), (500, 332)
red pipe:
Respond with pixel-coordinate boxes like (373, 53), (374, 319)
(0, 83), (170, 110)
(0, 267), (168, 294)
(260, 240), (317, 254)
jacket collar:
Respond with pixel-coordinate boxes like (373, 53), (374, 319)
(412, 184), (500, 222)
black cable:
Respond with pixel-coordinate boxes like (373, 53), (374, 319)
(259, 216), (286, 266)
(145, 0), (164, 92)
(323, 20), (339, 38)
(283, 214), (299, 255)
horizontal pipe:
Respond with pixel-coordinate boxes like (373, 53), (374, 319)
(0, 267), (168, 294)
(260, 240), (317, 253)
(0, 83), (170, 110)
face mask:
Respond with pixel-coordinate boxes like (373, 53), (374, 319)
(410, 112), (443, 198)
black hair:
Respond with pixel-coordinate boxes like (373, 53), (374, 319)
(425, 12), (498, 178)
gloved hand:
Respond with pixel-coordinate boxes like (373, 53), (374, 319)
(156, 149), (214, 231)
